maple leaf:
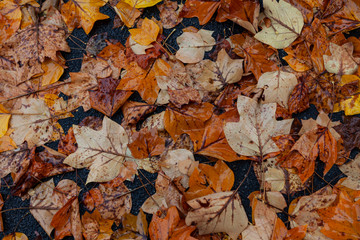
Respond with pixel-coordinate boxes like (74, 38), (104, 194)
(256, 70), (298, 109)
(254, 0), (304, 49)
(129, 18), (160, 46)
(89, 77), (132, 117)
(60, 0), (109, 34)
(64, 117), (129, 183)
(185, 191), (248, 239)
(224, 95), (293, 158)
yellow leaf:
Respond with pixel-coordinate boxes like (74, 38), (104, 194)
(60, 0), (109, 34)
(0, 129), (17, 153)
(3, 232), (28, 240)
(0, 104), (10, 138)
(41, 59), (64, 86)
(339, 95), (360, 116)
(123, 0), (162, 8)
(129, 18), (159, 45)
(114, 1), (141, 28)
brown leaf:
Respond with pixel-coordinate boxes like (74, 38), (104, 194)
(12, 146), (73, 196)
(121, 101), (156, 126)
(128, 128), (165, 159)
(82, 209), (114, 240)
(0, 143), (29, 179)
(157, 0), (183, 29)
(58, 127), (77, 156)
(288, 80), (310, 114)
(164, 102), (213, 143)
(89, 77), (132, 117)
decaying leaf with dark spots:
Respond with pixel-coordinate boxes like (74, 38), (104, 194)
(11, 146), (73, 196)
(86, 33), (108, 56)
(121, 101), (156, 126)
(0, 143), (29, 179)
(334, 116), (360, 152)
(128, 127), (165, 159)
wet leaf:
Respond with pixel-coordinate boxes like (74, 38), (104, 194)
(185, 191), (248, 239)
(64, 117), (129, 183)
(129, 18), (160, 46)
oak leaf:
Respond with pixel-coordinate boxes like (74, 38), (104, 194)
(64, 117), (129, 183)
(254, 0), (304, 49)
(224, 95), (293, 158)
(257, 70), (298, 109)
(60, 0), (109, 34)
(185, 191), (248, 239)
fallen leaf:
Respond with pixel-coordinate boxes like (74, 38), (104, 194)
(257, 70), (298, 109)
(3, 233), (28, 240)
(271, 217), (307, 240)
(224, 95), (293, 158)
(185, 191), (248, 239)
(323, 42), (358, 75)
(157, 0), (183, 29)
(185, 160), (234, 201)
(123, 0), (162, 8)
(112, 209), (148, 239)
(339, 154), (360, 190)
(176, 30), (215, 63)
(89, 77), (132, 117)
(64, 117), (129, 183)
(82, 209), (114, 240)
(149, 206), (181, 240)
(254, 0), (304, 49)
(129, 18), (160, 46)
(121, 101), (156, 126)
(128, 127), (165, 159)
(114, 1), (141, 28)
(164, 102), (213, 143)
(60, 0), (109, 34)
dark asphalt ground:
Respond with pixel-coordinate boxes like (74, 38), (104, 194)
(0, 2), (359, 239)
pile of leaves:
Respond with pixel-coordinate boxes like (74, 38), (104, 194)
(1, 0), (360, 239)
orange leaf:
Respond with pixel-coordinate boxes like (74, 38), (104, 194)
(129, 18), (160, 46)
(185, 160), (234, 201)
(117, 61), (159, 104)
(194, 109), (241, 162)
(164, 102), (213, 143)
(121, 101), (156, 125)
(149, 206), (180, 240)
(60, 0), (109, 34)
(82, 209), (114, 240)
(114, 1), (141, 28)
(179, 0), (221, 25)
(128, 128), (165, 159)
(318, 190), (360, 239)
(271, 217), (307, 240)
(51, 196), (77, 229)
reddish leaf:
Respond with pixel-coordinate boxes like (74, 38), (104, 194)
(51, 196), (77, 229)
(58, 127), (77, 156)
(89, 77), (132, 117)
(128, 128), (165, 159)
(179, 0), (221, 25)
